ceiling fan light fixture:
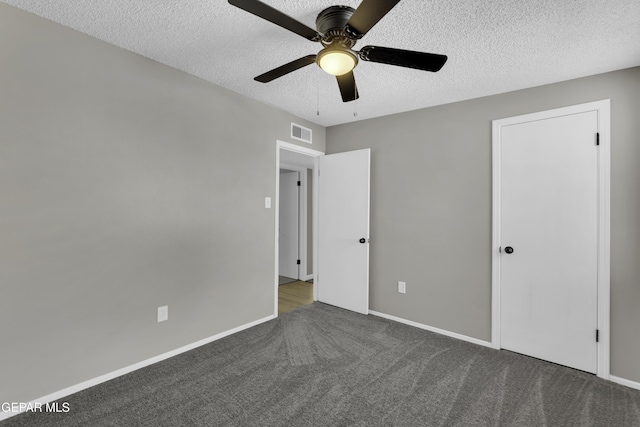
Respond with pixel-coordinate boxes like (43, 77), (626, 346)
(317, 47), (358, 76)
(229, 0), (447, 103)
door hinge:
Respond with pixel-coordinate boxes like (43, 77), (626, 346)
(296, 260), (300, 265)
(499, 246), (502, 253)
(297, 181), (301, 186)
(596, 132), (600, 146)
(596, 329), (600, 342)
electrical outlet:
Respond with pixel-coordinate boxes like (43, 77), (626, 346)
(398, 281), (406, 294)
(157, 305), (168, 323)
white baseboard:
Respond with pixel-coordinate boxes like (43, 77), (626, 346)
(5, 311), (637, 422)
(369, 311), (640, 392)
(610, 375), (640, 391)
(369, 310), (493, 348)
(303, 274), (313, 281)
(0, 314), (275, 422)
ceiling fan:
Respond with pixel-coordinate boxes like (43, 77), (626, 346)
(228, 0), (447, 102)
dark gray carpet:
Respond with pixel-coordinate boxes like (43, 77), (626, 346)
(4, 302), (640, 426)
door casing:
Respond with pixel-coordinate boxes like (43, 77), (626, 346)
(491, 99), (610, 379)
(275, 141), (323, 316)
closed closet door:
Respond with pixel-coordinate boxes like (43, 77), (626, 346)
(499, 110), (599, 373)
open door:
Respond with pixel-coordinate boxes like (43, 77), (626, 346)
(317, 149), (370, 315)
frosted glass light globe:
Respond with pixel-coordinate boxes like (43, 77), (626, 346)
(318, 49), (357, 76)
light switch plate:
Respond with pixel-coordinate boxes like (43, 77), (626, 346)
(265, 197), (271, 209)
(398, 281), (406, 294)
(157, 306), (168, 322)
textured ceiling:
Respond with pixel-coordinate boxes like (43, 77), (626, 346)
(3, 0), (640, 126)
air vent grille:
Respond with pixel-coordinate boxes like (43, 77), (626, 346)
(291, 123), (312, 144)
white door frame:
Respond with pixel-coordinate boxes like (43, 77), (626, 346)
(280, 164), (308, 281)
(275, 140), (324, 316)
(491, 99), (610, 379)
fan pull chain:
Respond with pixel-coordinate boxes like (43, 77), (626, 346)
(353, 85), (358, 117)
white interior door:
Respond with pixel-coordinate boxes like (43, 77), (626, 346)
(279, 170), (299, 280)
(317, 149), (370, 315)
(499, 111), (599, 373)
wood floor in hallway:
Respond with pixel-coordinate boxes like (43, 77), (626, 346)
(278, 280), (313, 315)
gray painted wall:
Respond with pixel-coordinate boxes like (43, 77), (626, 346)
(326, 67), (640, 383)
(0, 4), (324, 403)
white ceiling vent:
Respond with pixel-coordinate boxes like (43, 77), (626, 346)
(291, 123), (312, 144)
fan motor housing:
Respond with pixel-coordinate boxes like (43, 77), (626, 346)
(316, 6), (355, 36)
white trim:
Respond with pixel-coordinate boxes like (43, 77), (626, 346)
(610, 375), (640, 391)
(596, 100), (611, 379)
(369, 310), (493, 348)
(491, 99), (611, 379)
(302, 273), (313, 282)
(312, 157), (319, 302)
(275, 148), (280, 316)
(369, 311), (638, 392)
(0, 314), (275, 422)
(278, 140), (324, 157)
(275, 141), (324, 315)
(491, 116), (502, 351)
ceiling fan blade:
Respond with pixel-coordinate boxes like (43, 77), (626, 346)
(254, 55), (317, 83)
(346, 0), (401, 38)
(228, 0), (320, 41)
(336, 71), (359, 102)
(359, 46), (447, 72)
